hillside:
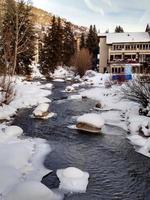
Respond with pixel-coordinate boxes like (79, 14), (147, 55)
(31, 6), (88, 35)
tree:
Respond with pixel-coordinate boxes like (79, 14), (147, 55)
(145, 24), (150, 32)
(115, 25), (124, 33)
(72, 48), (92, 77)
(62, 21), (75, 66)
(80, 33), (86, 50)
(40, 16), (60, 75)
(1, 0), (35, 76)
(86, 25), (99, 70)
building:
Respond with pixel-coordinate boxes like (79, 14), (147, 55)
(99, 32), (150, 74)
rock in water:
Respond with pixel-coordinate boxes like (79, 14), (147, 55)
(56, 167), (89, 193)
(95, 102), (102, 109)
(76, 113), (105, 133)
(33, 103), (49, 119)
(76, 123), (101, 133)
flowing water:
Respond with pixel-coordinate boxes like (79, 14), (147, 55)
(13, 81), (150, 200)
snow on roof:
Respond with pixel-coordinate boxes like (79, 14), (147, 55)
(99, 32), (150, 44)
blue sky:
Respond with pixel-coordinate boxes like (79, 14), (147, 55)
(32, 0), (150, 32)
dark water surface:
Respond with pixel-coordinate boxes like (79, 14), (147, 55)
(13, 81), (150, 200)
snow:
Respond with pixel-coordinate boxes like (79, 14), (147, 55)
(52, 66), (74, 80)
(0, 125), (52, 199)
(31, 64), (43, 78)
(0, 126), (23, 142)
(77, 113), (105, 129)
(33, 103), (49, 117)
(0, 77), (51, 121)
(69, 95), (82, 100)
(57, 167), (89, 193)
(7, 181), (63, 200)
(69, 70), (150, 157)
(82, 70), (110, 87)
(100, 32), (150, 44)
(0, 75), (57, 199)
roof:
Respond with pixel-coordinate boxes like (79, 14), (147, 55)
(99, 32), (150, 44)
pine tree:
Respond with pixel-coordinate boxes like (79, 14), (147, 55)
(56, 17), (63, 65)
(62, 21), (75, 66)
(40, 16), (60, 75)
(80, 33), (85, 50)
(86, 25), (99, 70)
(145, 24), (150, 32)
(115, 25), (124, 33)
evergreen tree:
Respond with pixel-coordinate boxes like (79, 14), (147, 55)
(115, 25), (124, 33)
(56, 17), (63, 65)
(40, 16), (61, 75)
(80, 33), (85, 50)
(86, 25), (99, 70)
(145, 24), (150, 32)
(62, 21), (75, 66)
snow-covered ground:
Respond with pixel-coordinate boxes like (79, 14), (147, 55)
(0, 74), (60, 199)
(67, 70), (150, 158)
(0, 66), (150, 199)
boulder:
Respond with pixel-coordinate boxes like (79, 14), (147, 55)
(33, 103), (49, 119)
(76, 123), (102, 133)
(76, 113), (105, 133)
(95, 102), (102, 109)
(82, 96), (88, 100)
(65, 86), (75, 93)
(56, 167), (89, 193)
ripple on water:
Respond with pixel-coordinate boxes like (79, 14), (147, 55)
(13, 81), (150, 200)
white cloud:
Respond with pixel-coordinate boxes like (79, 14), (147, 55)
(84, 0), (105, 15)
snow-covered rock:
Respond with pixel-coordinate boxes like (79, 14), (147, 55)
(7, 181), (63, 200)
(76, 113), (105, 133)
(57, 167), (89, 193)
(33, 103), (49, 118)
(53, 66), (74, 80)
(65, 86), (75, 93)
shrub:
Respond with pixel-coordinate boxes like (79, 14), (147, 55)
(70, 48), (92, 77)
(122, 77), (150, 108)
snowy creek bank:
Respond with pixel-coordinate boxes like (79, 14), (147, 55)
(13, 80), (150, 200)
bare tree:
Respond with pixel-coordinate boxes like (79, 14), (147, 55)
(71, 48), (92, 77)
(0, 0), (34, 104)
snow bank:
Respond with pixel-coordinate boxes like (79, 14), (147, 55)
(77, 113), (105, 129)
(7, 181), (63, 200)
(0, 125), (52, 199)
(0, 126), (23, 142)
(30, 64), (43, 78)
(0, 77), (51, 121)
(82, 70), (111, 87)
(57, 167), (89, 193)
(52, 66), (74, 80)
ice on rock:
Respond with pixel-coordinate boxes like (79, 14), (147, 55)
(57, 167), (89, 193)
(33, 103), (49, 118)
(7, 181), (63, 200)
(77, 113), (105, 129)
